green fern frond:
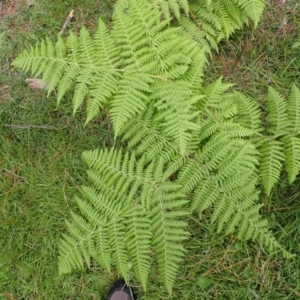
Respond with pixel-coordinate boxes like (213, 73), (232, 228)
(59, 233), (83, 274)
(258, 138), (285, 196)
(82, 149), (154, 208)
(59, 148), (188, 292)
(220, 186), (294, 258)
(187, 2), (221, 48)
(13, 36), (67, 96)
(178, 0), (264, 50)
(286, 84), (300, 133)
(179, 17), (216, 50)
(200, 133), (234, 171)
(212, 190), (257, 235)
(119, 103), (182, 164)
(267, 86), (289, 136)
(220, 123), (257, 138)
(59, 208), (106, 275)
(123, 204), (152, 290)
(151, 81), (201, 154)
(14, 0), (199, 132)
(191, 177), (220, 215)
(56, 31), (81, 103)
(73, 22), (121, 120)
(179, 132), (258, 193)
(149, 0), (189, 20)
(45, 36), (68, 95)
(214, 2), (235, 39)
(216, 139), (259, 180)
(176, 131), (287, 256)
(84, 18), (123, 123)
(200, 77), (233, 111)
(178, 154), (207, 193)
(198, 120), (221, 141)
(93, 225), (111, 272)
(213, 94), (238, 119)
(113, 1), (191, 79)
(220, 167), (256, 192)
(222, 192), (260, 236)
(80, 186), (124, 219)
(150, 196), (189, 294)
(203, 161), (288, 256)
(281, 84), (300, 183)
(221, 0), (247, 28)
(283, 136), (300, 184)
(232, 91), (262, 132)
(181, 46), (208, 92)
(107, 218), (130, 279)
(220, 171), (258, 204)
(75, 196), (112, 270)
(236, 0), (265, 27)
(197, 120), (257, 143)
(71, 27), (97, 113)
(110, 73), (153, 135)
(13, 19), (121, 121)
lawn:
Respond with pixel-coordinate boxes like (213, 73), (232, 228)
(0, 0), (300, 299)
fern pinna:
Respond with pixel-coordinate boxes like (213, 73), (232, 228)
(13, 0), (298, 295)
(258, 85), (300, 194)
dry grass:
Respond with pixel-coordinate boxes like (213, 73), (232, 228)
(0, 0), (16, 18)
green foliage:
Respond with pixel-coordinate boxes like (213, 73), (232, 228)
(13, 0), (204, 151)
(179, 0), (265, 50)
(59, 148), (188, 294)
(149, 0), (189, 20)
(257, 85), (300, 194)
(12, 0), (300, 295)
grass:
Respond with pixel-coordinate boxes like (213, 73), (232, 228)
(206, 0), (300, 96)
(0, 1), (114, 299)
(0, 0), (300, 299)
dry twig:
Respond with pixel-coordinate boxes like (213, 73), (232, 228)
(59, 9), (75, 36)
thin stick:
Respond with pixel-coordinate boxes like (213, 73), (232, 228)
(59, 9), (75, 36)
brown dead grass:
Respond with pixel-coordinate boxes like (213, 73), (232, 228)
(0, 0), (16, 18)
(0, 84), (10, 102)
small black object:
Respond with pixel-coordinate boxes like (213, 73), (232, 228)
(106, 280), (135, 300)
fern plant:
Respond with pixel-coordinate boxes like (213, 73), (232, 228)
(12, 0), (299, 295)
